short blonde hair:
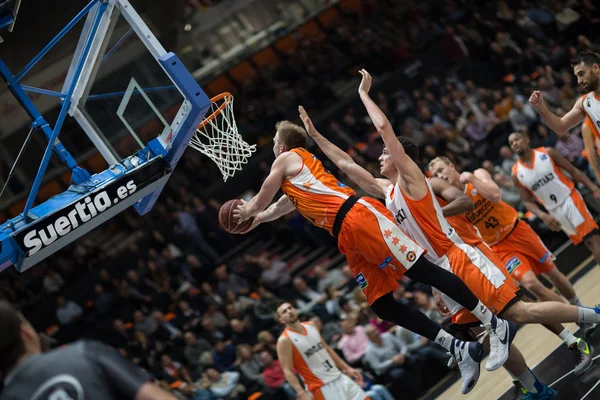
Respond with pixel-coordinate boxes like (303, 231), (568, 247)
(428, 156), (453, 171)
(276, 120), (308, 150)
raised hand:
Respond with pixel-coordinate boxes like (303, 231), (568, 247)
(358, 69), (372, 95)
(298, 106), (316, 136)
(529, 90), (544, 109)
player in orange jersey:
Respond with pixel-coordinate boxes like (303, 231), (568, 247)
(434, 192), (593, 378)
(276, 302), (368, 400)
(509, 132), (600, 267)
(232, 117), (517, 394)
(427, 156), (583, 305)
(296, 70), (592, 394)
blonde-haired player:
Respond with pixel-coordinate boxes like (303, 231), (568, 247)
(276, 302), (368, 400)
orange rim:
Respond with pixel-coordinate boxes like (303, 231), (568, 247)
(197, 92), (232, 129)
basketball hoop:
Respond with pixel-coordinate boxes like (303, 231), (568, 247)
(189, 92), (256, 181)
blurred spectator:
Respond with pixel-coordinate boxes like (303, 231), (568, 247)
(235, 344), (264, 389)
(411, 284), (443, 324)
(199, 367), (245, 399)
(259, 350), (295, 399)
(134, 310), (158, 337)
(43, 269), (65, 294)
(313, 265), (347, 293)
(184, 332), (213, 369)
(555, 130), (586, 170)
(94, 284), (114, 315)
(338, 318), (369, 366)
(212, 339), (237, 372)
(55, 296), (83, 326)
(364, 324), (425, 398)
(215, 265), (250, 297)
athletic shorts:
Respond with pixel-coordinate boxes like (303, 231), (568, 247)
(492, 220), (555, 282)
(337, 197), (425, 305)
(548, 190), (598, 245)
(436, 242), (521, 327)
(312, 374), (369, 400)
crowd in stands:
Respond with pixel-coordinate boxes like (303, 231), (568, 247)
(2, 0), (600, 399)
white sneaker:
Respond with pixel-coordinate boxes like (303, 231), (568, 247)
(482, 316), (516, 371)
(449, 338), (483, 394)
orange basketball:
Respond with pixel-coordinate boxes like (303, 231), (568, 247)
(219, 199), (254, 234)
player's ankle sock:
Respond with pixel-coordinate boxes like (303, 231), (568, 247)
(470, 301), (493, 325)
(568, 296), (582, 306)
(578, 307), (600, 324)
(558, 328), (578, 346)
(434, 329), (455, 351)
(518, 368), (543, 394)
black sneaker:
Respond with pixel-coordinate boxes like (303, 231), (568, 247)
(512, 379), (526, 400)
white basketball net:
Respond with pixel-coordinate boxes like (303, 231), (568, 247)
(189, 93), (256, 181)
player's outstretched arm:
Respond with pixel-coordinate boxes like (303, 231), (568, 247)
(357, 70), (423, 182)
(255, 195), (295, 223)
(582, 121), (600, 183)
(299, 106), (388, 199)
(277, 336), (312, 400)
(511, 175), (562, 231)
(461, 169), (502, 203)
(235, 153), (294, 222)
(530, 90), (585, 133)
(320, 337), (364, 386)
(429, 177), (474, 216)
(546, 147), (600, 201)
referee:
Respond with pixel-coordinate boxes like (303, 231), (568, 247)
(0, 301), (177, 400)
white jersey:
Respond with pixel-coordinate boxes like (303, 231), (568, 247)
(512, 148), (574, 211)
(384, 178), (463, 263)
(282, 322), (340, 391)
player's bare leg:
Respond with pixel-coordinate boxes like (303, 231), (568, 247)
(519, 270), (566, 303)
(503, 300), (600, 327)
(584, 234), (600, 267)
(544, 266), (578, 304)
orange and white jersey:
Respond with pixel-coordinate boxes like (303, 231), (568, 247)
(385, 179), (462, 262)
(463, 182), (519, 245)
(435, 195), (484, 247)
(582, 93), (600, 138)
(281, 322), (340, 391)
(512, 147), (574, 211)
(281, 148), (356, 234)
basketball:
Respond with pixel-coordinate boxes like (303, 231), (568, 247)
(219, 199), (254, 234)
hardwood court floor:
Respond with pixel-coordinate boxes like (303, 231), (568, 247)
(437, 256), (600, 400)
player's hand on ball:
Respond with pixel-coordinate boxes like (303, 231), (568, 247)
(233, 199), (251, 223)
(541, 213), (561, 231)
(459, 172), (473, 184)
(235, 216), (260, 235)
(529, 90), (544, 109)
(358, 69), (372, 95)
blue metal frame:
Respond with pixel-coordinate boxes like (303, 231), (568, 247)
(21, 85), (66, 98)
(0, 0), (104, 219)
(0, 0), (211, 272)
